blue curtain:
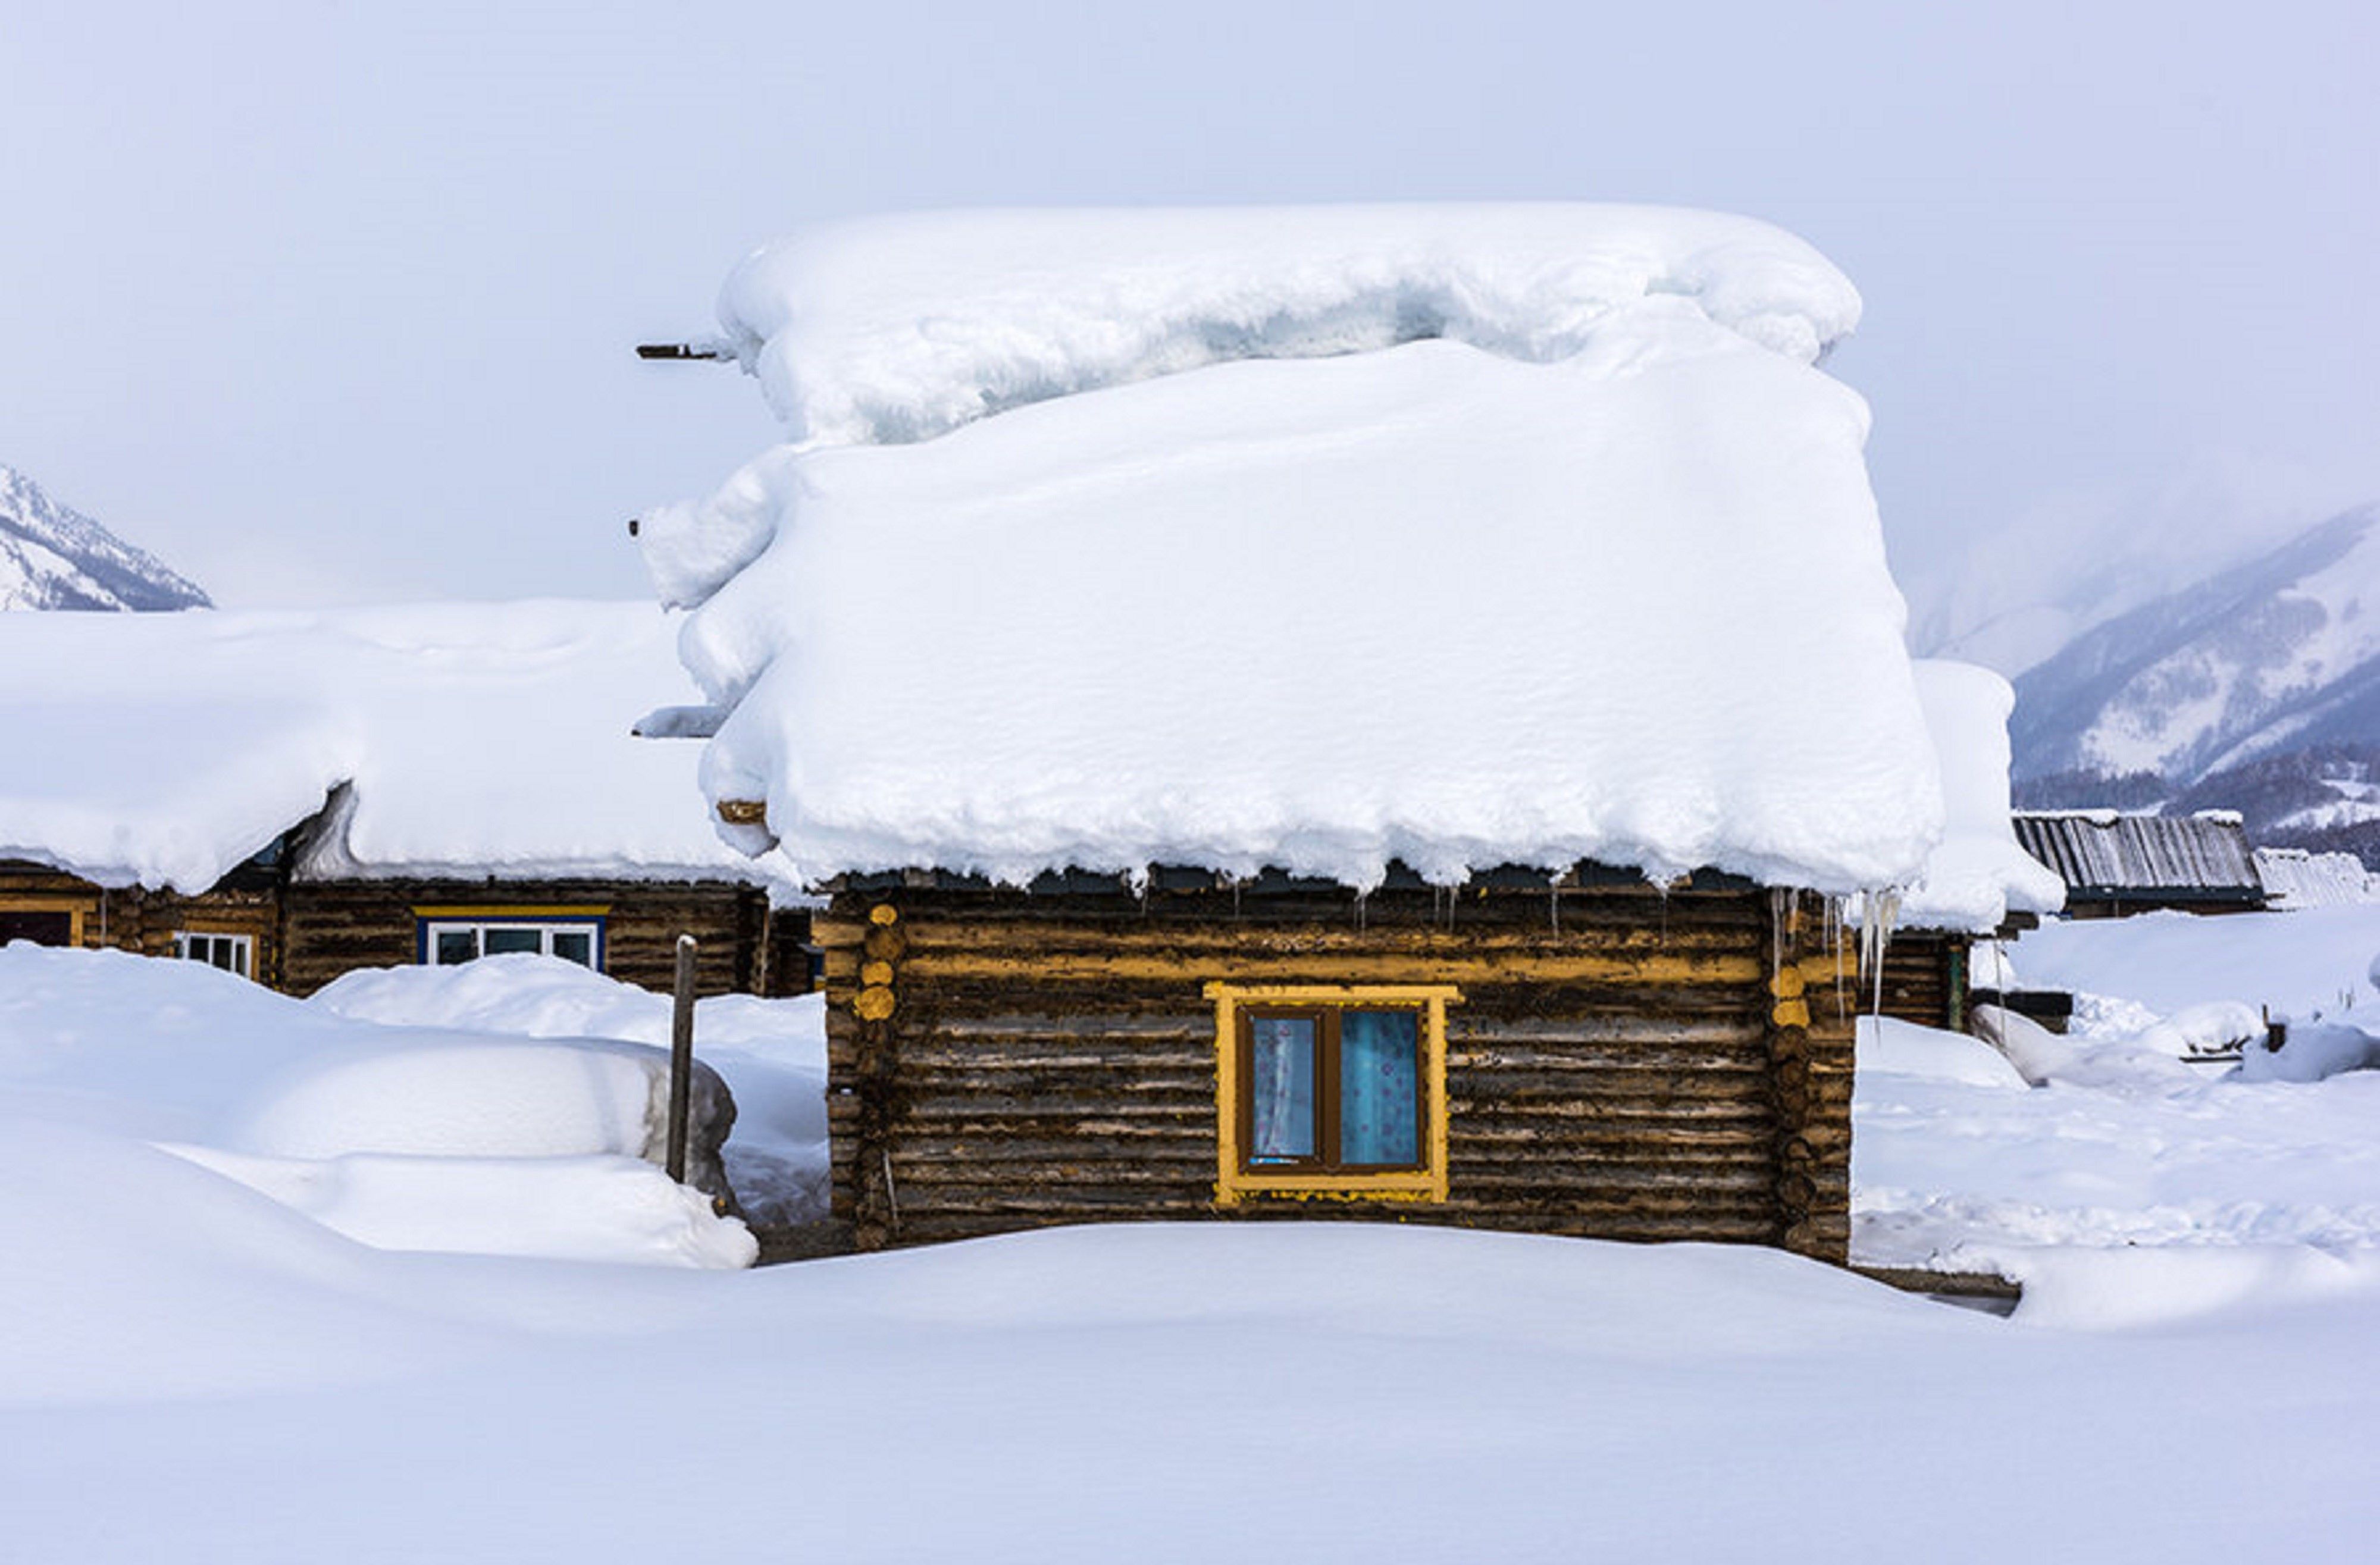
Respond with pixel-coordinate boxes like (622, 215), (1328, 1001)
(1339, 1010), (1420, 1166)
(1249, 1015), (1316, 1162)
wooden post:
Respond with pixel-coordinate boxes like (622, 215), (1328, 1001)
(667, 933), (697, 1184)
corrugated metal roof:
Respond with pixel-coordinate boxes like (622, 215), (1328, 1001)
(2254, 847), (2379, 909)
(2012, 812), (2263, 899)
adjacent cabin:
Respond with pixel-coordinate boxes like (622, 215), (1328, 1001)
(640, 203), (1977, 1263)
(2011, 810), (2266, 919)
(0, 602), (811, 997)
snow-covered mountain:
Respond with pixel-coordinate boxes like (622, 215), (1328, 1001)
(2010, 504), (2380, 786)
(1, 463), (210, 611)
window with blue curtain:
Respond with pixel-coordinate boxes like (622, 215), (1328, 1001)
(1338, 1009), (1420, 1166)
(1239, 1006), (1422, 1172)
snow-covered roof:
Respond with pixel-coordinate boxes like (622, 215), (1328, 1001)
(706, 203), (1861, 451)
(648, 203), (1945, 894)
(0, 601), (793, 893)
(2011, 811), (2263, 902)
(2253, 846), (2378, 911)
(1898, 661), (2068, 930)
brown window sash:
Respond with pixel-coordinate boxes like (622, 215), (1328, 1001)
(1236, 1005), (1426, 1175)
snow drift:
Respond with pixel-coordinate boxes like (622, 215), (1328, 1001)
(0, 944), (755, 1266)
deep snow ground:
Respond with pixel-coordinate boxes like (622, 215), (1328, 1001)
(1855, 907), (2380, 1275)
(7, 1208), (2380, 1563)
(10, 912), (2380, 1560)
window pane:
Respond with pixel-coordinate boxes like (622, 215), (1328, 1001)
(434, 929), (477, 965)
(484, 927), (541, 955)
(1248, 1015), (1317, 1163)
(209, 940), (237, 971)
(550, 929), (593, 966)
(1339, 1009), (1420, 1166)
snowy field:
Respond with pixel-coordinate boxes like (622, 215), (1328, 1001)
(1858, 907), (2380, 1278)
(9, 912), (2380, 1560)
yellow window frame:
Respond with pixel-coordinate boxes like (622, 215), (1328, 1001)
(1206, 981), (1458, 1205)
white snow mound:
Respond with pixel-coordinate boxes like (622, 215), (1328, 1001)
(669, 324), (1932, 892)
(0, 945), (756, 1266)
(1856, 1015), (2028, 1090)
(314, 954), (829, 1225)
(645, 205), (1864, 610)
(718, 203), (1862, 449)
(1899, 661), (2067, 930)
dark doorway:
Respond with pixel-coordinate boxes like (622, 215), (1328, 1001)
(0, 909), (74, 946)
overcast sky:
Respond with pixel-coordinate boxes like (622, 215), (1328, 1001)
(7, 2), (2376, 650)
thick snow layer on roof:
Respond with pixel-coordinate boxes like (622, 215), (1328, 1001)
(1899, 661), (2068, 930)
(673, 308), (1939, 892)
(2254, 847), (2378, 910)
(647, 204), (1864, 611)
(0, 601), (790, 892)
(717, 203), (1861, 445)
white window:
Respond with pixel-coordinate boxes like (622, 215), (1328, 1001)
(175, 931), (253, 978)
(419, 917), (603, 970)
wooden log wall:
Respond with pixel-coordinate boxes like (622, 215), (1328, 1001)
(1859, 930), (1977, 1034)
(821, 879), (1856, 1263)
(121, 885), (286, 984)
(6, 858), (810, 1003)
(280, 878), (775, 998)
(0, 862), (105, 947)
(1, 861), (282, 980)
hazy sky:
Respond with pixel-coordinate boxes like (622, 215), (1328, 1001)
(8, 1), (2377, 644)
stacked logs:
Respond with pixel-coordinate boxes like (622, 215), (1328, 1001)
(850, 902), (905, 1249)
(821, 877), (1861, 1259)
(1764, 890), (1855, 1263)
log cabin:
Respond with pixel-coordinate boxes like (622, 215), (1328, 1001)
(0, 602), (811, 998)
(638, 203), (2001, 1264)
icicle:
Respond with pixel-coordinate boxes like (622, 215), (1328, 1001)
(1859, 887), (1902, 1018)
(1354, 888), (1369, 932)
(1768, 887), (1786, 996)
(1827, 895), (1850, 1025)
